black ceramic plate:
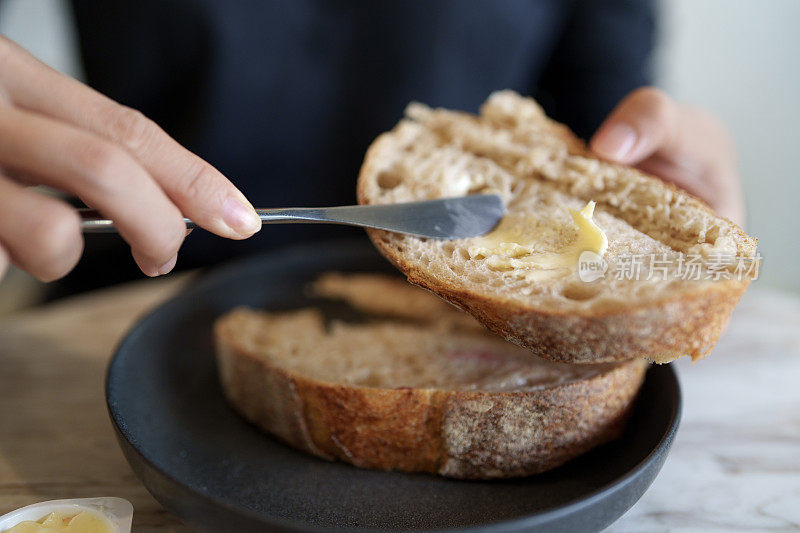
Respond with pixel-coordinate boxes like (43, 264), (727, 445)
(107, 239), (681, 533)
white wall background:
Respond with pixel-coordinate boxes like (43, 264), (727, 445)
(1, 0), (797, 292)
(0, 0), (81, 79)
(656, 0), (800, 292)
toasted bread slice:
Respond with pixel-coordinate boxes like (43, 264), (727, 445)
(357, 91), (757, 363)
(215, 274), (647, 479)
(312, 271), (483, 331)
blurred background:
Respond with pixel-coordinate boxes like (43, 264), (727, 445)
(0, 0), (797, 313)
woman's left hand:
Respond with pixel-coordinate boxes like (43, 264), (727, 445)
(590, 87), (744, 226)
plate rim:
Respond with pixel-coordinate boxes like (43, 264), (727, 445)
(106, 239), (682, 532)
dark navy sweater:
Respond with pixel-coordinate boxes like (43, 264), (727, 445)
(55, 0), (655, 296)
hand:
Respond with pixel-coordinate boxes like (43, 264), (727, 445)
(590, 87), (744, 226)
(0, 36), (261, 283)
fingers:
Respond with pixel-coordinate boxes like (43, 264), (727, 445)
(0, 37), (260, 239)
(0, 175), (83, 282)
(0, 105), (186, 276)
(590, 87), (679, 165)
(590, 88), (745, 227)
(0, 243), (8, 282)
(89, 106), (261, 239)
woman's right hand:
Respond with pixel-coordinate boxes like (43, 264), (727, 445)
(0, 36), (261, 282)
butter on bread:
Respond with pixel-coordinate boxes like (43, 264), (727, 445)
(356, 91), (757, 363)
(468, 200), (608, 281)
(215, 273), (647, 479)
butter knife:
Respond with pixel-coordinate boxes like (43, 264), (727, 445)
(78, 194), (504, 240)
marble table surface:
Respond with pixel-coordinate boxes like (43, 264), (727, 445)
(609, 288), (800, 532)
(0, 274), (797, 532)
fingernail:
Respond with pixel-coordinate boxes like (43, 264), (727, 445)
(593, 122), (637, 161)
(223, 197), (261, 236)
(156, 254), (178, 276)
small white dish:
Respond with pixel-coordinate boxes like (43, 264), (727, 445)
(0, 497), (132, 532)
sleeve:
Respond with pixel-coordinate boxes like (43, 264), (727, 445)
(533, 0), (657, 140)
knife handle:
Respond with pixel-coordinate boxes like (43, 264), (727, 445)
(78, 209), (198, 233)
(78, 207), (342, 233)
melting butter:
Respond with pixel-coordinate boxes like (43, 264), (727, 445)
(4, 511), (112, 533)
(468, 201), (607, 280)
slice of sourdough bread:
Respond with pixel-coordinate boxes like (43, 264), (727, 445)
(312, 271), (483, 332)
(357, 91), (757, 363)
(215, 273), (648, 479)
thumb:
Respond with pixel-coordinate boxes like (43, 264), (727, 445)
(590, 87), (679, 165)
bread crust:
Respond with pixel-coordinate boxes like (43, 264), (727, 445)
(215, 317), (647, 479)
(364, 229), (749, 363)
(356, 96), (754, 364)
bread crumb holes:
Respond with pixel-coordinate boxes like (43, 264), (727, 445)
(377, 169), (402, 189)
(561, 283), (602, 301)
